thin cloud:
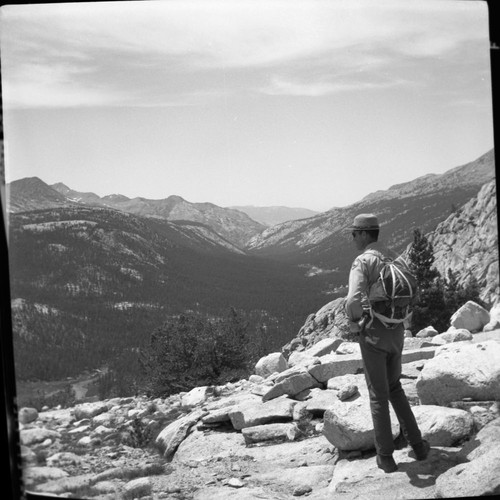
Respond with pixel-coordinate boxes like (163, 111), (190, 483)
(0, 0), (489, 108)
(262, 74), (414, 97)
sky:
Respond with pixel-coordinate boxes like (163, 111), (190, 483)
(0, 0), (494, 212)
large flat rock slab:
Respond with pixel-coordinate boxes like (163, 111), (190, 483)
(250, 464), (334, 496)
(262, 371), (321, 401)
(193, 486), (288, 499)
(173, 429), (247, 463)
(308, 353), (364, 382)
(228, 395), (297, 430)
(319, 446), (463, 500)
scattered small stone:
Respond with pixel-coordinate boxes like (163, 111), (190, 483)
(122, 477), (152, 499)
(165, 485), (182, 494)
(470, 406), (487, 414)
(490, 402), (500, 415)
(19, 407), (39, 425)
(226, 478), (246, 488)
(337, 384), (358, 401)
(293, 484), (313, 496)
(249, 374), (264, 384)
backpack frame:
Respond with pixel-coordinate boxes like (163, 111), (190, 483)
(364, 250), (418, 329)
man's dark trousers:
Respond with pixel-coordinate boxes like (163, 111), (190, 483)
(358, 320), (423, 456)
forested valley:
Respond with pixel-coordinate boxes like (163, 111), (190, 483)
(9, 207), (331, 391)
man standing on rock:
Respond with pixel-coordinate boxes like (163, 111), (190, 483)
(345, 213), (430, 473)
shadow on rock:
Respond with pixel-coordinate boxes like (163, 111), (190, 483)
(327, 446), (465, 500)
(397, 447), (465, 489)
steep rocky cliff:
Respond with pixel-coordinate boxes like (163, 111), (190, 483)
(428, 179), (499, 306)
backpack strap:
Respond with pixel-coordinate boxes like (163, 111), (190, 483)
(371, 309), (412, 329)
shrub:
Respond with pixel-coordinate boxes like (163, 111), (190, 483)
(123, 417), (155, 449)
(97, 347), (146, 399)
(139, 308), (264, 398)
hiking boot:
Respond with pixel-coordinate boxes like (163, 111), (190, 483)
(412, 440), (430, 461)
(376, 454), (398, 473)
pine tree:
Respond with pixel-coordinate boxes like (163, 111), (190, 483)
(407, 229), (440, 288)
(407, 229), (443, 332)
(444, 268), (461, 314)
(462, 275), (485, 307)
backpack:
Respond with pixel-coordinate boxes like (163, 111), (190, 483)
(364, 250), (418, 329)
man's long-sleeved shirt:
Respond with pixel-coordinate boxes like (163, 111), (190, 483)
(345, 241), (397, 323)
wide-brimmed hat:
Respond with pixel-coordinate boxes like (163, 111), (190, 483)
(346, 213), (380, 231)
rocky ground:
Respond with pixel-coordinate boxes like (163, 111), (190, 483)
(19, 327), (500, 500)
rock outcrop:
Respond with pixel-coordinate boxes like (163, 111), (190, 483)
(282, 297), (355, 356)
(428, 179), (499, 306)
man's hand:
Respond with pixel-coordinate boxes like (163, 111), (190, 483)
(349, 320), (362, 333)
(349, 312), (370, 333)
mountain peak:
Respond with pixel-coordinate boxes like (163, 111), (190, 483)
(102, 193), (131, 203)
(166, 195), (186, 203)
(7, 177), (70, 212)
(230, 205), (319, 226)
(11, 176), (47, 187)
(50, 183), (102, 204)
(51, 182), (72, 194)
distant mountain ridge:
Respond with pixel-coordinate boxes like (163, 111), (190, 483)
(7, 177), (73, 213)
(247, 149), (496, 277)
(230, 206), (319, 227)
(359, 148), (494, 204)
(7, 178), (266, 249)
(6, 148), (496, 261)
